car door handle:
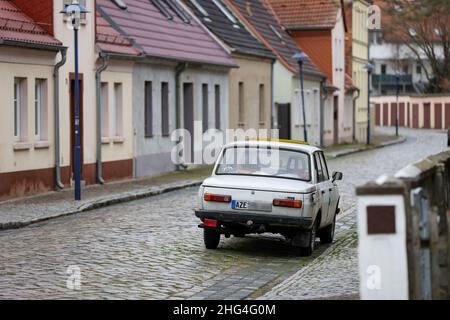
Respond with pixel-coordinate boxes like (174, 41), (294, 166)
(329, 188), (333, 192)
(321, 190), (326, 194)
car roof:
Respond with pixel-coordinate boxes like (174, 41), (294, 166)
(223, 140), (322, 154)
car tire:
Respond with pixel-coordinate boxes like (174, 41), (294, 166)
(204, 229), (220, 249)
(299, 220), (318, 257)
(319, 214), (336, 244)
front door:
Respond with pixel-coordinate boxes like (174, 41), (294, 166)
(333, 96), (338, 144)
(277, 103), (291, 139)
(70, 74), (84, 179)
(183, 83), (194, 163)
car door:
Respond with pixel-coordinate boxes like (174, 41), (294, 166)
(319, 152), (338, 223)
(313, 152), (330, 228)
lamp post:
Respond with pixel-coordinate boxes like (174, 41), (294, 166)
(395, 71), (400, 137)
(293, 51), (309, 143)
(364, 63), (374, 145)
(61, 1), (90, 200)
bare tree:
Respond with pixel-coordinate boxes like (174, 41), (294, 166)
(381, 0), (450, 93)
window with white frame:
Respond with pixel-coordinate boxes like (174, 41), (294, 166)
(14, 78), (27, 141)
(34, 79), (48, 141)
(101, 82), (109, 137)
(113, 83), (123, 137)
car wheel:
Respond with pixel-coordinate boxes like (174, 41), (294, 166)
(299, 220), (318, 257)
(319, 214), (336, 244)
(204, 229), (220, 249)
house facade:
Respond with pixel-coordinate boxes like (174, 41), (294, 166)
(268, 0), (354, 145)
(97, 0), (235, 178)
(225, 0), (327, 147)
(344, 0), (370, 143)
(183, 0), (275, 134)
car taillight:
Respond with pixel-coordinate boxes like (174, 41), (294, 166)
(204, 193), (232, 203)
(273, 199), (302, 208)
(203, 219), (218, 228)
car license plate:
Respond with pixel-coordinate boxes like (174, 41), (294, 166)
(232, 200), (249, 210)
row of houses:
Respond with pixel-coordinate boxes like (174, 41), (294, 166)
(0, 0), (370, 200)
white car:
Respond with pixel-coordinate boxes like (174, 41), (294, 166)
(195, 139), (343, 256)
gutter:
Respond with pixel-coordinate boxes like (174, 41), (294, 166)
(0, 39), (63, 52)
(175, 62), (188, 170)
(95, 53), (110, 184)
(53, 47), (68, 189)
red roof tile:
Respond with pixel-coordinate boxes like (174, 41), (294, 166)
(267, 0), (340, 30)
(96, 11), (142, 56)
(96, 0), (236, 67)
(0, 0), (61, 47)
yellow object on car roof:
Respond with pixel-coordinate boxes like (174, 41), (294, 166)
(255, 138), (309, 145)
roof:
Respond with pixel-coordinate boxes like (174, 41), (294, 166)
(225, 139), (321, 154)
(96, 10), (142, 56)
(96, 0), (236, 67)
(225, 0), (324, 77)
(0, 0), (61, 48)
(183, 0), (274, 59)
(267, 0), (341, 30)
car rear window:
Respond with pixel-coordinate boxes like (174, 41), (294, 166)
(216, 146), (311, 182)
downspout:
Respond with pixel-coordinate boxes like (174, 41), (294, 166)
(54, 48), (67, 189)
(271, 59), (276, 137)
(95, 53), (109, 184)
(320, 77), (327, 147)
(175, 62), (188, 170)
(352, 88), (360, 142)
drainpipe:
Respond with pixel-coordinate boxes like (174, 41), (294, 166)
(175, 62), (188, 170)
(271, 60), (276, 136)
(53, 48), (67, 189)
(352, 88), (360, 142)
(320, 77), (327, 147)
(95, 53), (109, 184)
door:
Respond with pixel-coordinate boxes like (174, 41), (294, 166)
(333, 96), (338, 144)
(390, 103), (397, 127)
(183, 83), (194, 163)
(383, 103), (389, 126)
(277, 103), (291, 140)
(413, 104), (419, 128)
(70, 74), (84, 178)
(399, 103), (405, 127)
(314, 152), (330, 227)
(423, 103), (431, 128)
(435, 103), (442, 129)
(375, 104), (381, 126)
(445, 103), (450, 129)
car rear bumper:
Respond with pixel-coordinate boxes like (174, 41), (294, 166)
(195, 210), (313, 229)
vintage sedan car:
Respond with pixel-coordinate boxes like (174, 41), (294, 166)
(195, 139), (343, 256)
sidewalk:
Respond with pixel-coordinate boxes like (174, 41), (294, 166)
(323, 134), (406, 159)
(0, 166), (212, 230)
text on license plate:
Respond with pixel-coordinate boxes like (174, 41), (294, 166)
(232, 200), (249, 210)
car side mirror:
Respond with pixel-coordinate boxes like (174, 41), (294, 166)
(332, 171), (343, 182)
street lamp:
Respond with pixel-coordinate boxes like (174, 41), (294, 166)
(364, 63), (375, 145)
(293, 51), (309, 143)
(395, 71), (401, 137)
(61, 1), (90, 201)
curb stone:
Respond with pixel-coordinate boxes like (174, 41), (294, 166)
(325, 136), (407, 159)
(0, 179), (203, 231)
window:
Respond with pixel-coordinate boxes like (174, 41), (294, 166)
(101, 82), (109, 137)
(238, 82), (244, 123)
(164, 0), (190, 23)
(215, 85), (221, 130)
(213, 0), (239, 27)
(319, 152), (329, 180)
(381, 64), (387, 74)
(145, 81), (153, 137)
(314, 153), (325, 182)
(14, 78), (27, 141)
(34, 79), (48, 140)
(152, 0), (173, 20)
(113, 83), (123, 137)
(189, 0), (209, 17)
(403, 65), (409, 75)
(161, 82), (169, 136)
(202, 84), (208, 133)
(416, 64), (422, 75)
(259, 84), (265, 124)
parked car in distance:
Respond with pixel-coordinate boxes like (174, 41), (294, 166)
(195, 139), (343, 256)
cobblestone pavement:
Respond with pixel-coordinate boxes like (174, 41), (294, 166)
(0, 128), (447, 299)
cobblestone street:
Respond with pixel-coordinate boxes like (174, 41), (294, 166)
(0, 128), (447, 300)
